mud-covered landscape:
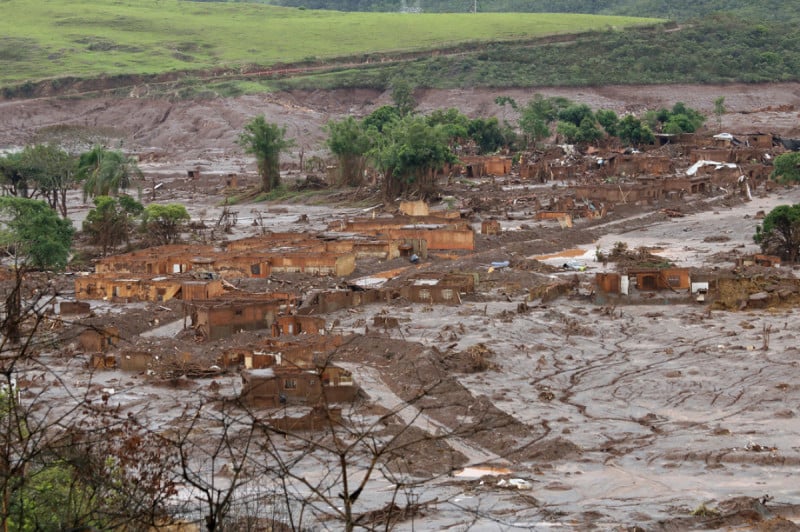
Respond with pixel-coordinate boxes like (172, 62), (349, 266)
(3, 73), (800, 531)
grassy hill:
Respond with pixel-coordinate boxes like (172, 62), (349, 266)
(272, 14), (800, 90)
(264, 0), (800, 22)
(0, 0), (659, 87)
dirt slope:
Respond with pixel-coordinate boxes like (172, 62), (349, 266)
(2, 83), (799, 167)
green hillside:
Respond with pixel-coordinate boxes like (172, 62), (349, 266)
(273, 14), (800, 90)
(264, 0), (799, 22)
(0, 0), (659, 86)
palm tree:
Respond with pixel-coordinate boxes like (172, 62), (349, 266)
(77, 146), (142, 200)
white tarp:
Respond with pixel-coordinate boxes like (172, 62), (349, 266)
(686, 160), (738, 176)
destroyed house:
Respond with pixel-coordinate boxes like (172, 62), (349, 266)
(190, 250), (356, 278)
(94, 245), (216, 275)
(228, 231), (401, 261)
(390, 272), (477, 305)
(690, 147), (771, 165)
(737, 254), (781, 268)
(573, 182), (663, 204)
(322, 236), (402, 260)
(628, 268), (691, 291)
(75, 275), (224, 303)
(220, 335), (343, 370)
(240, 365), (358, 408)
(267, 251), (356, 276)
(185, 294), (295, 340)
(604, 154), (674, 177)
(224, 232), (320, 253)
(329, 215), (470, 232)
(330, 217), (475, 251)
(595, 268), (691, 294)
(78, 326), (120, 353)
(299, 288), (385, 314)
(635, 176), (711, 195)
(272, 315), (326, 337)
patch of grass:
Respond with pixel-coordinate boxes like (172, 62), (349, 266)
(0, 0), (659, 85)
(691, 503), (720, 518)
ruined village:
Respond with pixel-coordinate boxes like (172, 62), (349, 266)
(2, 83), (800, 531)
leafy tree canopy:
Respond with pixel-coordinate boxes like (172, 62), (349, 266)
(518, 94), (570, 147)
(558, 103), (595, 127)
(617, 114), (655, 146)
(645, 102), (705, 134)
(362, 105), (401, 134)
(77, 146), (142, 200)
(390, 78), (416, 117)
(754, 203), (800, 262)
(0, 197), (74, 270)
(325, 116), (372, 186)
(370, 115), (456, 198)
(238, 116), (294, 193)
(769, 152), (800, 184)
(142, 203), (190, 246)
(83, 195), (144, 255)
(596, 109), (619, 137)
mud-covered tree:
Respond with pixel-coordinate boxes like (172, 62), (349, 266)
(370, 115), (456, 199)
(326, 116), (372, 187)
(754, 203), (800, 262)
(769, 152), (800, 184)
(83, 195), (144, 255)
(238, 116), (294, 193)
(77, 146), (142, 200)
(142, 203), (190, 245)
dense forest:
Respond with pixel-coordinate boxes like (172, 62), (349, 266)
(258, 0), (799, 22)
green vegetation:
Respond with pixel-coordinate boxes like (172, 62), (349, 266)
(142, 203), (191, 245)
(275, 15), (800, 90)
(264, 0), (800, 23)
(370, 115), (456, 198)
(77, 146), (142, 200)
(770, 152), (800, 185)
(0, 0), (658, 87)
(238, 116), (295, 192)
(0, 197), (74, 271)
(83, 195), (144, 255)
(326, 116), (372, 186)
(617, 115), (654, 146)
(644, 102), (705, 135)
(0, 145), (77, 217)
(755, 204), (800, 263)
